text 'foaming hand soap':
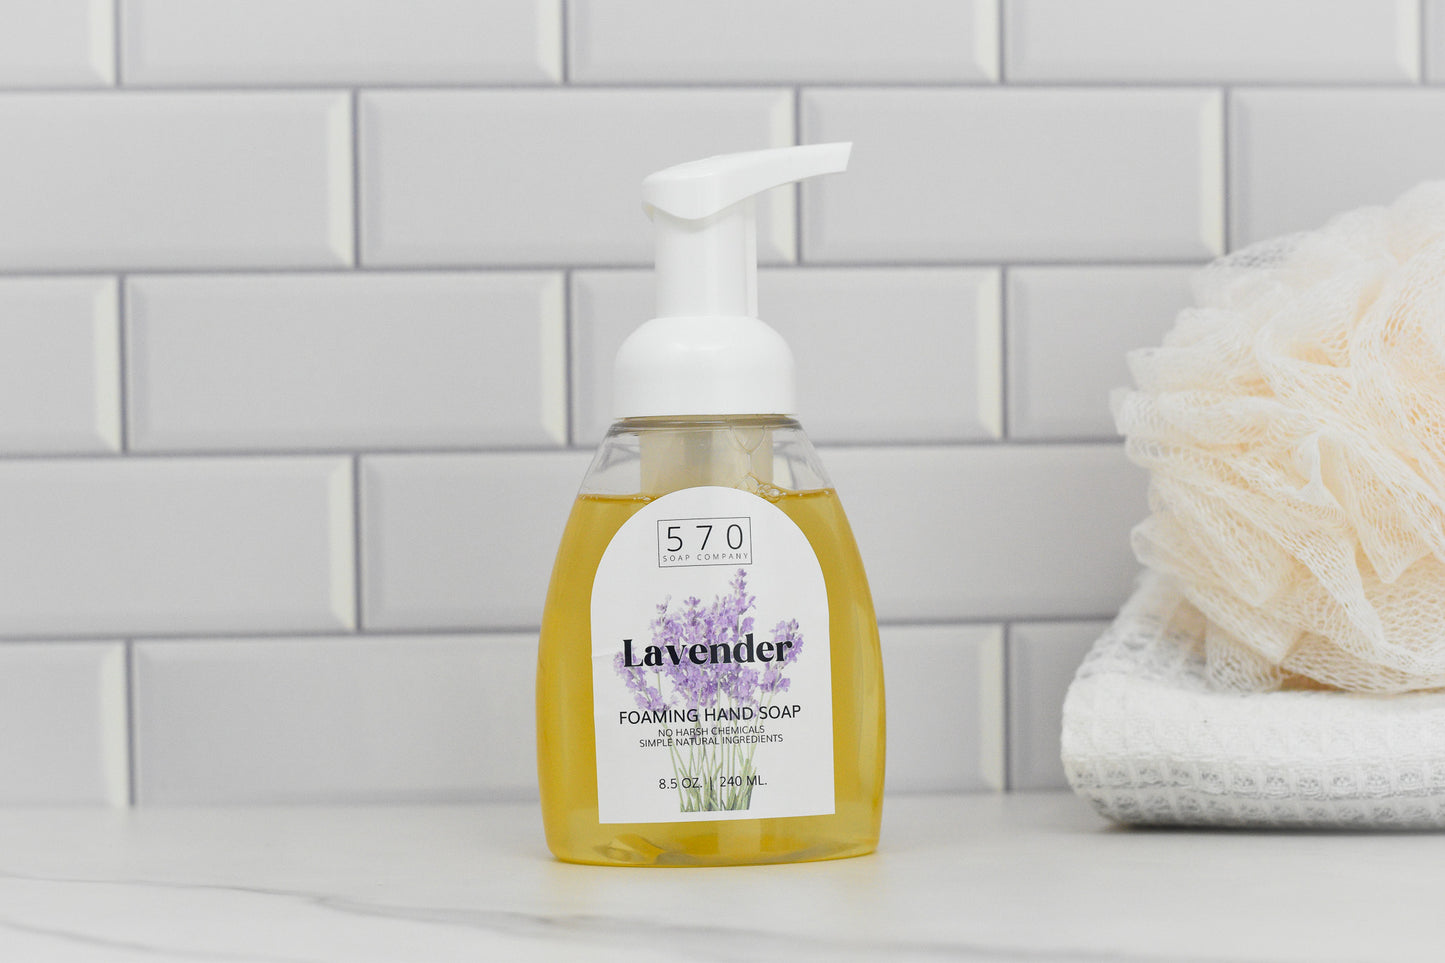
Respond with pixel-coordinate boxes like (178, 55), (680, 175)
(536, 144), (885, 866)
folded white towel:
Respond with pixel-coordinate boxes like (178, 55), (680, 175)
(1062, 574), (1445, 828)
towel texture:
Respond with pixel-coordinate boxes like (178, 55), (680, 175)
(1063, 575), (1445, 828)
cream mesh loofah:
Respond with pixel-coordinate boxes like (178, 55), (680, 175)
(1114, 182), (1445, 693)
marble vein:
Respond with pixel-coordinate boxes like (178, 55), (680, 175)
(0, 868), (1244, 963)
(0, 796), (1435, 963)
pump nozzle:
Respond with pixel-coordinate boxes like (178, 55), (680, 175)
(643, 142), (852, 221)
(615, 143), (852, 420)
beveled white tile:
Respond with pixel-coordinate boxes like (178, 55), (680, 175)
(1007, 0), (1418, 82)
(802, 88), (1223, 262)
(361, 452), (592, 630)
(0, 458), (354, 637)
(0, 92), (351, 271)
(823, 445), (1146, 622)
(0, 276), (120, 453)
(1231, 88), (1445, 247)
(134, 634), (536, 803)
(0, 641), (127, 805)
(122, 0), (560, 85)
(127, 273), (565, 452)
(0, 0), (113, 87)
(1008, 620), (1107, 790)
(1007, 267), (1196, 440)
(572, 268), (1001, 445)
(1231, 89), (1445, 247)
(360, 89), (793, 267)
(571, 0), (997, 83)
(882, 624), (1004, 794)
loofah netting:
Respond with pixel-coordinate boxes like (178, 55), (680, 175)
(1114, 182), (1445, 694)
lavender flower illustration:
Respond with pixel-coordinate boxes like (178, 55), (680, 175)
(614, 569), (804, 812)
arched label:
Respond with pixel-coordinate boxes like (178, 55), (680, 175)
(591, 486), (834, 823)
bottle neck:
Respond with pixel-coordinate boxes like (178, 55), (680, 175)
(616, 414), (799, 430)
(614, 415), (798, 496)
(580, 416), (831, 498)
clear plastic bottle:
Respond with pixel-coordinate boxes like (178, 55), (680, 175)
(538, 415), (884, 866)
(535, 144), (884, 866)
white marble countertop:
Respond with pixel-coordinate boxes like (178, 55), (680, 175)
(0, 791), (1439, 962)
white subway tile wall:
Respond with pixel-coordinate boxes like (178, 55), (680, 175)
(0, 92), (352, 271)
(1229, 88), (1445, 247)
(0, 276), (120, 453)
(1005, 267), (1196, 440)
(827, 446), (1146, 623)
(359, 88), (794, 266)
(881, 624), (1005, 794)
(1004, 0), (1419, 83)
(360, 451), (593, 630)
(133, 635), (538, 803)
(126, 272), (566, 451)
(801, 88), (1224, 262)
(121, 0), (562, 86)
(569, 0), (999, 83)
(1007, 621), (1110, 791)
(0, 458), (354, 638)
(0, 0), (114, 88)
(0, 642), (127, 804)
(0, 1), (1436, 804)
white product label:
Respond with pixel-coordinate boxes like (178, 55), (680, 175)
(591, 486), (834, 824)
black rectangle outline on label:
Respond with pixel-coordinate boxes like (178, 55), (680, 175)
(656, 516), (753, 569)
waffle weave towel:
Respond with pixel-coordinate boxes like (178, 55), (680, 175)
(1062, 574), (1445, 828)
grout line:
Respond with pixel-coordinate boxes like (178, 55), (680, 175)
(987, 613), (1115, 627)
(0, 444), (575, 462)
(0, 264), (604, 278)
(115, 275), (130, 452)
(0, 258), (1214, 279)
(13, 626), (553, 644)
(0, 81), (565, 94)
(0, 614), (1117, 646)
(351, 455), (364, 632)
(0, 79), (1440, 94)
(350, 89), (362, 267)
(0, 436), (1128, 464)
(124, 639), (137, 807)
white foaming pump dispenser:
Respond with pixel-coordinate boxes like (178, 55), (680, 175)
(536, 143), (884, 868)
(614, 142), (852, 420)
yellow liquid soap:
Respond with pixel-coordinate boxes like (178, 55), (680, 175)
(537, 487), (885, 867)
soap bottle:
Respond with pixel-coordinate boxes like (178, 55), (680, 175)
(537, 143), (884, 866)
